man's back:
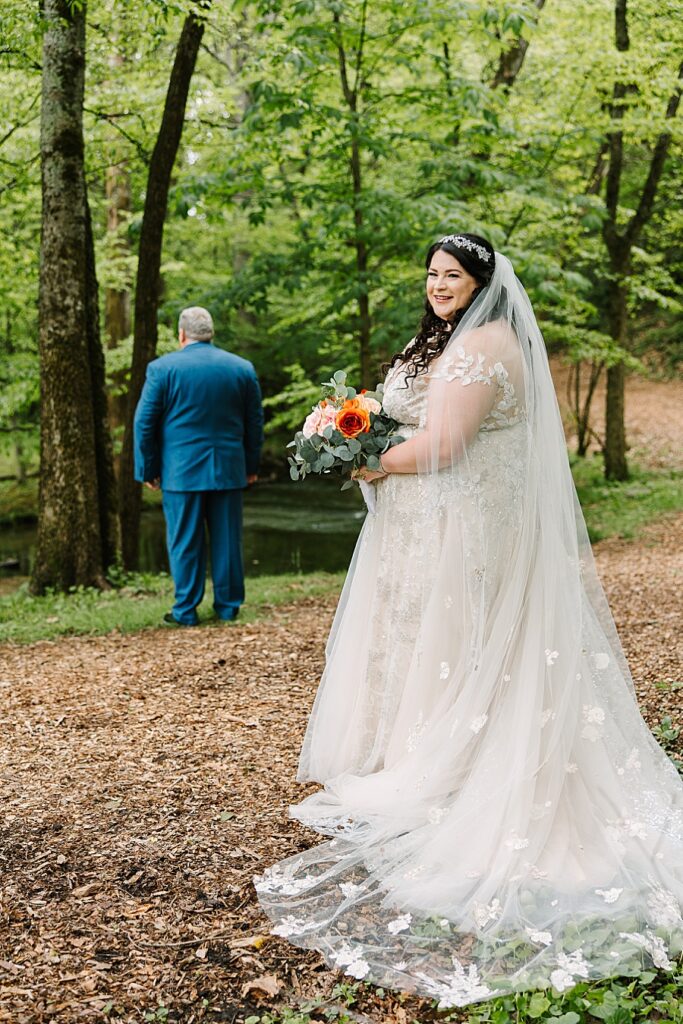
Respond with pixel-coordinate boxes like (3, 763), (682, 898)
(134, 342), (263, 491)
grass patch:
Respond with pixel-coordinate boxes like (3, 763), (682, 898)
(571, 456), (682, 543)
(0, 570), (345, 645)
(240, 967), (683, 1024)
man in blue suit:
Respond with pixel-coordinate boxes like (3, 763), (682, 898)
(134, 306), (264, 626)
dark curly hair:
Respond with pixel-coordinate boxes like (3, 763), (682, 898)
(385, 233), (495, 387)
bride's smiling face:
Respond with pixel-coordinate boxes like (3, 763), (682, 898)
(426, 249), (478, 322)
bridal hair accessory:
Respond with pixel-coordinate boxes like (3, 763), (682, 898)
(438, 235), (492, 263)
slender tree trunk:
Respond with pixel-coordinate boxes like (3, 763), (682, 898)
(581, 361), (603, 457)
(572, 363), (583, 454)
(32, 0), (109, 593)
(334, 3), (371, 387)
(4, 311), (29, 483)
(351, 135), (371, 387)
(603, 274), (629, 479)
(104, 161), (132, 445)
(86, 199), (120, 567)
(104, 47), (132, 457)
(118, 7), (208, 569)
(600, 0), (682, 480)
(11, 419), (27, 484)
(604, 364), (627, 479)
(568, 359), (603, 457)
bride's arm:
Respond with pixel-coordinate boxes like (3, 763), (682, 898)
(380, 364), (497, 474)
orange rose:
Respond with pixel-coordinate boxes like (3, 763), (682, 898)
(335, 398), (371, 438)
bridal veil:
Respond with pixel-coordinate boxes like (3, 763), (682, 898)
(255, 250), (683, 1005)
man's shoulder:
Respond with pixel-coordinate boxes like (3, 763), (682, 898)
(147, 349), (184, 374)
(148, 344), (256, 377)
(209, 346), (257, 377)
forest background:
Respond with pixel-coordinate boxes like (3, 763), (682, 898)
(0, 4), (682, 1021)
(0, 0), (681, 591)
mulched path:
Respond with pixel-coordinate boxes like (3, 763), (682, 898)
(0, 513), (681, 1024)
(550, 361), (683, 472)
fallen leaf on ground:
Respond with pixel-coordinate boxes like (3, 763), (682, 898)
(71, 882), (100, 898)
(241, 973), (282, 999)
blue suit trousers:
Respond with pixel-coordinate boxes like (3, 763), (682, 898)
(162, 490), (244, 625)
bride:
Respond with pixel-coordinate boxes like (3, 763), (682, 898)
(255, 234), (683, 1006)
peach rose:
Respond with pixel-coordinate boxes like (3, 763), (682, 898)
(302, 400), (337, 438)
(336, 399), (371, 438)
(358, 393), (381, 415)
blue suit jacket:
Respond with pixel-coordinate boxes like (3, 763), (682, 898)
(133, 342), (264, 491)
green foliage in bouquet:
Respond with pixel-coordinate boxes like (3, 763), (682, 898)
(287, 371), (404, 489)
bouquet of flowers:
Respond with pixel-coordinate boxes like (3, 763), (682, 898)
(288, 370), (404, 492)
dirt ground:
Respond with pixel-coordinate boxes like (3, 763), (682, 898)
(550, 360), (683, 471)
(0, 509), (681, 1024)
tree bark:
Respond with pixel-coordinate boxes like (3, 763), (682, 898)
(118, 6), (209, 569)
(32, 0), (110, 593)
(86, 198), (120, 568)
(600, 0), (682, 480)
(490, 0), (547, 91)
(4, 311), (30, 483)
(603, 274), (629, 479)
(334, 2), (371, 387)
(103, 46), (132, 455)
(568, 359), (603, 457)
(351, 134), (371, 388)
(104, 161), (132, 444)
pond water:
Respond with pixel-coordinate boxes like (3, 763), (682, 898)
(0, 480), (366, 587)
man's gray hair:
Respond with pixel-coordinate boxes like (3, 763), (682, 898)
(179, 306), (214, 342)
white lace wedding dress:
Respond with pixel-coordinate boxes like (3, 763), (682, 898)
(255, 255), (683, 1006)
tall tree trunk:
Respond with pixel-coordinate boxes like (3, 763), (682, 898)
(351, 135), (371, 387)
(11, 419), (28, 484)
(567, 359), (603, 458)
(104, 161), (132, 446)
(32, 0), (110, 593)
(334, 2), (371, 387)
(603, 274), (629, 479)
(86, 199), (120, 567)
(104, 47), (132, 457)
(118, 7), (208, 569)
(600, 0), (682, 480)
(4, 311), (30, 483)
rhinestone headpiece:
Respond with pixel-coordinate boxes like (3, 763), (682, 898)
(438, 234), (492, 263)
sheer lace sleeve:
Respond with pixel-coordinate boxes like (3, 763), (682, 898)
(380, 324), (523, 473)
(423, 323), (523, 464)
